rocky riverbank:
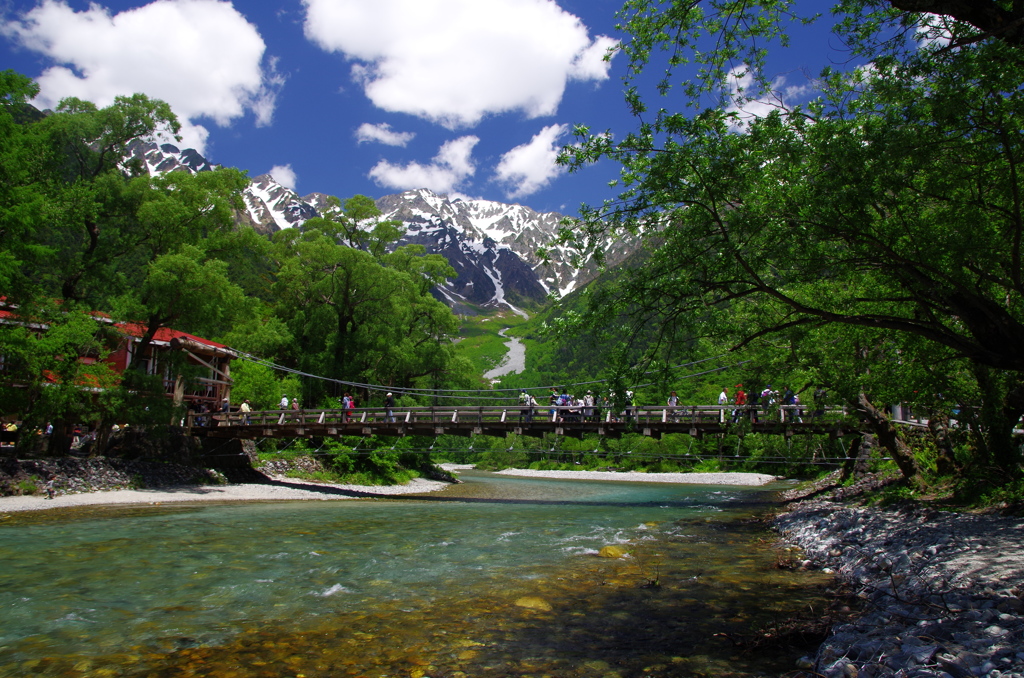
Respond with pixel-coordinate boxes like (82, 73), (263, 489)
(773, 475), (1024, 678)
(0, 456), (227, 497)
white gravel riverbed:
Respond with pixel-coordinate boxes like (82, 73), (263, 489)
(495, 468), (779, 485)
(0, 466), (777, 514)
(0, 476), (452, 513)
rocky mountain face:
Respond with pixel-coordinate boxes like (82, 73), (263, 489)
(128, 141), (634, 314)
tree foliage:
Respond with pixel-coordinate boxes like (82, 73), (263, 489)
(560, 1), (1024, 476)
(0, 70), (470, 449)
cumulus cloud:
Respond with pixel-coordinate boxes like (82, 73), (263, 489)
(494, 124), (567, 198)
(269, 164), (298, 191)
(369, 136), (479, 194)
(301, 0), (616, 128)
(2, 0), (281, 155)
(355, 122), (415, 147)
(724, 65), (811, 133)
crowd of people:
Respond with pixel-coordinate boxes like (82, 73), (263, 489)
(512, 383), (829, 424)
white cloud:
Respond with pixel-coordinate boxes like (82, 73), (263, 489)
(301, 0), (616, 129)
(355, 122), (415, 147)
(724, 65), (811, 133)
(269, 164), (297, 191)
(369, 136), (479, 194)
(915, 13), (953, 51)
(2, 0), (281, 155)
(494, 124), (567, 198)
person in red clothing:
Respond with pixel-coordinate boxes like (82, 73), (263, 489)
(732, 384), (748, 422)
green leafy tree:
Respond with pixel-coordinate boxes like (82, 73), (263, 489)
(561, 0), (1024, 477)
(270, 195), (468, 406)
(0, 74), (251, 437)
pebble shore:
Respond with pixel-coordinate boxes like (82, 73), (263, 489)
(774, 483), (1024, 678)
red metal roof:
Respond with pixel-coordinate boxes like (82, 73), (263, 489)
(114, 322), (230, 349)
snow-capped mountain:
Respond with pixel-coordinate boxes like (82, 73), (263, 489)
(127, 142), (634, 314)
(126, 141), (321, 235)
(374, 189), (635, 313)
(241, 173), (319, 232)
(126, 140), (217, 175)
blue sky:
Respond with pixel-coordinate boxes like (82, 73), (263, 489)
(1, 0), (837, 217)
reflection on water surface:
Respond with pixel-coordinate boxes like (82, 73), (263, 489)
(0, 471), (830, 677)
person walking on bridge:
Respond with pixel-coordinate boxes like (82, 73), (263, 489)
(384, 392), (396, 422)
(518, 390), (533, 423)
(732, 385), (747, 423)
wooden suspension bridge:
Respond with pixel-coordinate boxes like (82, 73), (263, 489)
(186, 404), (862, 441)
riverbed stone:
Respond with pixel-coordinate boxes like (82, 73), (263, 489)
(597, 545), (628, 558)
(514, 596), (553, 612)
(773, 473), (1024, 678)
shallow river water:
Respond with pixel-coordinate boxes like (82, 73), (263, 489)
(0, 471), (831, 677)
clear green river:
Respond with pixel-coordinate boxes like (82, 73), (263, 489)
(0, 471), (831, 677)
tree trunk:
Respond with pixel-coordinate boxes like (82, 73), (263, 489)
(926, 412), (959, 476)
(855, 393), (920, 482)
(840, 433), (865, 482)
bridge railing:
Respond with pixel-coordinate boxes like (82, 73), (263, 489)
(186, 403), (848, 431)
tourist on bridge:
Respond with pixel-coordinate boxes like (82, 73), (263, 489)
(385, 392), (396, 422)
(240, 399), (251, 425)
(584, 390), (595, 421)
(812, 387), (827, 420)
(718, 387), (729, 406)
(518, 390), (533, 423)
(732, 385), (747, 423)
(667, 390), (679, 422)
(279, 394), (289, 410)
(342, 393), (352, 422)
(555, 388), (571, 422)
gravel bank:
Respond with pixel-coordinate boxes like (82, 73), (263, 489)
(494, 468), (779, 485)
(0, 464), (778, 513)
(773, 484), (1024, 678)
(0, 475), (451, 513)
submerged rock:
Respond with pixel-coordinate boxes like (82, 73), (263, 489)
(598, 545), (628, 558)
(514, 596), (552, 612)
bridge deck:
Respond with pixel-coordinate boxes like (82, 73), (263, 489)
(188, 405), (854, 440)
